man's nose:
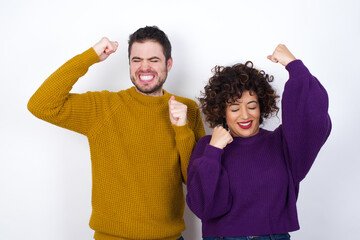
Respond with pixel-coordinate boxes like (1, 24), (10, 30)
(140, 61), (151, 70)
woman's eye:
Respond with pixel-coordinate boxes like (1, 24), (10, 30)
(248, 104), (257, 110)
(231, 109), (239, 112)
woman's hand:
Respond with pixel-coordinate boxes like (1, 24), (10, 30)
(267, 44), (296, 67)
(209, 126), (233, 149)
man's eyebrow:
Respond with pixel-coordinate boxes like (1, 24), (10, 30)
(131, 56), (142, 61)
(148, 56), (161, 60)
(131, 56), (161, 61)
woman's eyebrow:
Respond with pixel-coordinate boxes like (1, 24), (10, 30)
(247, 100), (258, 105)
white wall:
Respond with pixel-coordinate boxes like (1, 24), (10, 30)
(1, 0), (359, 239)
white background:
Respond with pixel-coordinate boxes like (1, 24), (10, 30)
(1, 0), (359, 239)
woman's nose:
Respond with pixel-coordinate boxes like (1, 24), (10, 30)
(239, 106), (249, 119)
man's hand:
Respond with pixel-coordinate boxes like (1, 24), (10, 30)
(169, 96), (188, 126)
(93, 37), (118, 62)
(209, 126), (233, 149)
(267, 44), (296, 67)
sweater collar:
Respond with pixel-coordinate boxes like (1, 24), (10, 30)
(230, 128), (266, 144)
(127, 86), (171, 105)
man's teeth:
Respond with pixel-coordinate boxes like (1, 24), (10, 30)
(239, 121), (252, 126)
(140, 75), (154, 81)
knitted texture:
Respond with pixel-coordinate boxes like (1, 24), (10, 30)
(186, 60), (332, 237)
(28, 48), (205, 240)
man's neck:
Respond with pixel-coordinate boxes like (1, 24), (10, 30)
(135, 87), (164, 97)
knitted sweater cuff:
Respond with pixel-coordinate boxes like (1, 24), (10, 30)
(203, 144), (224, 163)
(285, 59), (309, 79)
(172, 123), (194, 139)
(82, 47), (101, 66)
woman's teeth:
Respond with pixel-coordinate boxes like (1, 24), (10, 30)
(239, 121), (252, 126)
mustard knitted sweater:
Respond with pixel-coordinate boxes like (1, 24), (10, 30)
(28, 48), (205, 240)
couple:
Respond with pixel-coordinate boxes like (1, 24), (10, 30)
(28, 26), (331, 240)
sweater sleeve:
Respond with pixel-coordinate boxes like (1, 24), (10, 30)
(186, 137), (232, 220)
(173, 102), (205, 184)
(27, 48), (105, 136)
(281, 60), (332, 183)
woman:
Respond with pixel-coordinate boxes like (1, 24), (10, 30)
(186, 45), (331, 240)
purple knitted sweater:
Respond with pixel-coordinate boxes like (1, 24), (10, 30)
(186, 60), (331, 237)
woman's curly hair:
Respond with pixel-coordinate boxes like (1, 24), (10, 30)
(199, 61), (279, 128)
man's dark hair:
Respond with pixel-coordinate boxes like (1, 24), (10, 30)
(128, 26), (172, 62)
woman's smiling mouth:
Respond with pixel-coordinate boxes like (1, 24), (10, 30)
(237, 120), (253, 129)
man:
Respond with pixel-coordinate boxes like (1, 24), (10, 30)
(28, 26), (205, 240)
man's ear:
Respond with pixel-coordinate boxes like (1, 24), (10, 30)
(167, 57), (173, 72)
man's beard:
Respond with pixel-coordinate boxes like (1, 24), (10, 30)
(131, 71), (168, 95)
